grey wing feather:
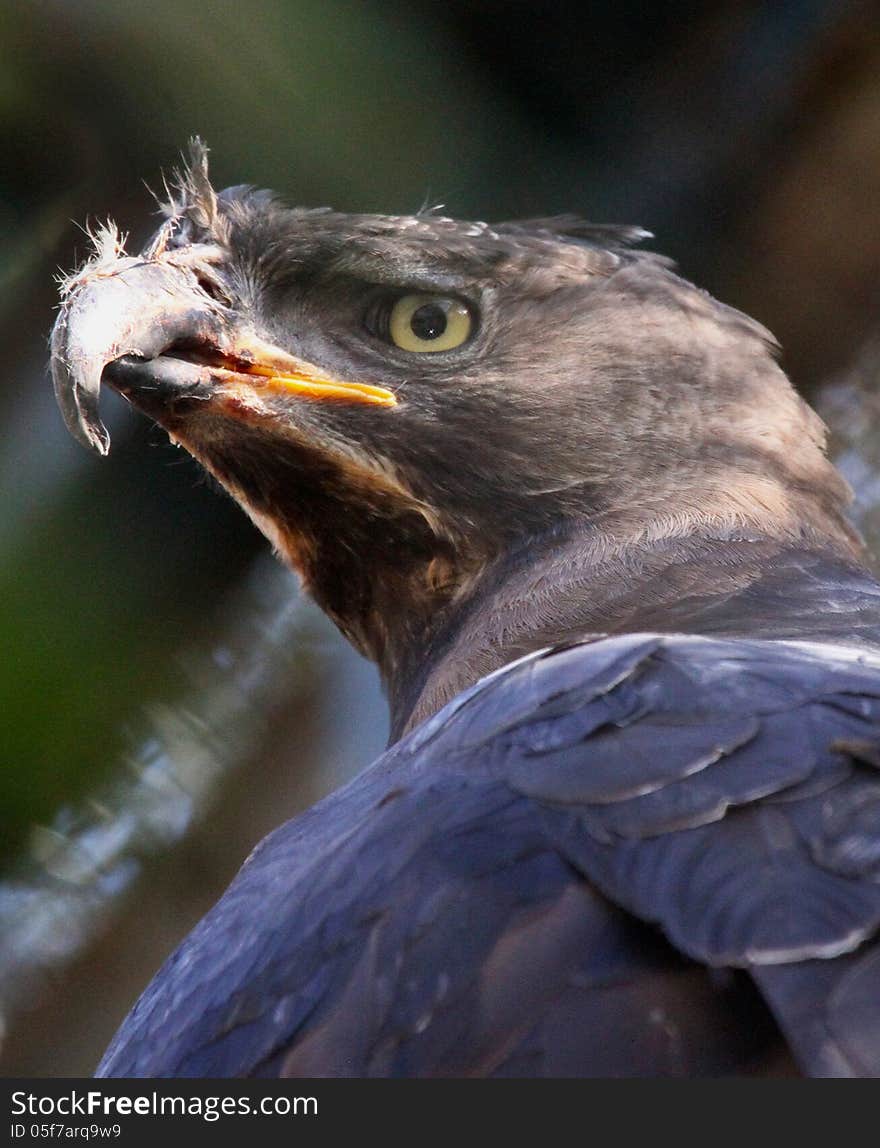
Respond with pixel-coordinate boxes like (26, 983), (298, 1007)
(98, 633), (880, 1077)
(100, 774), (736, 1076)
(464, 636), (880, 1072)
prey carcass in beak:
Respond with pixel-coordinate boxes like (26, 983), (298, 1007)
(51, 221), (396, 457)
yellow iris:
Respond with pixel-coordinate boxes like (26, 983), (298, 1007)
(388, 294), (473, 352)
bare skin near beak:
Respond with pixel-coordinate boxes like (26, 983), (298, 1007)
(153, 330), (399, 407)
(50, 233), (396, 455)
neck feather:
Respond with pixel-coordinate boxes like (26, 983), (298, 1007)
(382, 499), (873, 741)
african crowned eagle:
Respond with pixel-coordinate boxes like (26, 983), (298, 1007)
(51, 143), (880, 1077)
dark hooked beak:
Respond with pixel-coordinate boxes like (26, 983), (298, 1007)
(51, 244), (396, 455)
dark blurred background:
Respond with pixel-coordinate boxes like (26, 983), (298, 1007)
(2, 0), (880, 1075)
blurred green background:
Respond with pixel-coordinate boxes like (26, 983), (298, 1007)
(2, 0), (880, 1075)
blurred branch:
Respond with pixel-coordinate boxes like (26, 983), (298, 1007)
(0, 557), (383, 1068)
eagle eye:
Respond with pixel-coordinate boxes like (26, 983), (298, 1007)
(385, 293), (474, 353)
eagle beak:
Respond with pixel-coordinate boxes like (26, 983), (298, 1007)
(51, 247), (396, 455)
(152, 331), (399, 408)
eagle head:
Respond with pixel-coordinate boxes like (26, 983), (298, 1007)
(51, 142), (861, 733)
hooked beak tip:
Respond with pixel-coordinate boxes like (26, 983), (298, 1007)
(51, 361), (111, 455)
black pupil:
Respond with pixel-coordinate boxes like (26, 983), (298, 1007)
(410, 303), (448, 341)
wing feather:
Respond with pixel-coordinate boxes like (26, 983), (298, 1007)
(98, 634), (880, 1077)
